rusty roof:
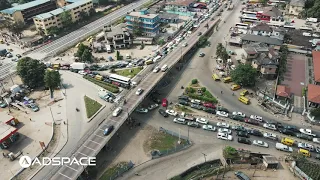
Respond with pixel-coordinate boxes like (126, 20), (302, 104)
(276, 85), (291, 98)
(308, 84), (320, 104)
(312, 51), (320, 83)
(166, 0), (195, 6)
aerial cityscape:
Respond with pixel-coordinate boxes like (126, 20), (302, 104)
(1, 0), (320, 179)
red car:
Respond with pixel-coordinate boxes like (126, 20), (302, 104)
(244, 118), (259, 126)
(162, 98), (168, 107)
(203, 102), (216, 109)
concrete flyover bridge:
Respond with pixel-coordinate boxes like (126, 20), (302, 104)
(27, 0), (150, 60)
(47, 18), (220, 180)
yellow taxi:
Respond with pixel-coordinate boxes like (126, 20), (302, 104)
(222, 77), (232, 83)
(240, 89), (248, 96)
(0, 40), (4, 44)
(212, 74), (220, 81)
(75, 43), (81, 48)
(231, 84), (241, 91)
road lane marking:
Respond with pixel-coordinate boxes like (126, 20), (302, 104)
(77, 151), (89, 157)
(94, 134), (106, 139)
(65, 165), (78, 172)
(83, 145), (96, 151)
(59, 172), (72, 179)
(89, 140), (102, 145)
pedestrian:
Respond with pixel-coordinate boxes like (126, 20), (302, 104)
(29, 118), (32, 121)
(3, 153), (5, 157)
(63, 121), (66, 125)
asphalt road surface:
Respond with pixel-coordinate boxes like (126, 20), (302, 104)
(27, 0), (150, 60)
(49, 11), (222, 180)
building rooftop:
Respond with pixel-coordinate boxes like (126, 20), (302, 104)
(1, 0), (52, 14)
(242, 34), (283, 45)
(165, 0), (195, 6)
(159, 12), (179, 20)
(263, 155), (279, 164)
(276, 85), (291, 98)
(290, 0), (305, 7)
(0, 112), (14, 124)
(262, 7), (282, 17)
(251, 23), (273, 32)
(127, 11), (158, 19)
(313, 51), (320, 83)
(34, 0), (92, 20)
(0, 123), (18, 143)
(308, 84), (320, 104)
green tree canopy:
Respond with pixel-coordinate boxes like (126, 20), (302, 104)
(59, 10), (73, 27)
(17, 57), (47, 88)
(76, 43), (89, 57)
(230, 64), (257, 87)
(46, 26), (60, 35)
(311, 108), (320, 119)
(81, 49), (93, 63)
(7, 21), (25, 37)
(44, 70), (61, 98)
(216, 43), (223, 58)
(0, 0), (11, 11)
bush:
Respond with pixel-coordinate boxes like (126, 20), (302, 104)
(191, 79), (198, 84)
(201, 87), (206, 92)
(187, 93), (218, 104)
(83, 76), (119, 93)
(186, 87), (195, 93)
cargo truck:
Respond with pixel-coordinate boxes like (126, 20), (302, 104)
(70, 63), (86, 70)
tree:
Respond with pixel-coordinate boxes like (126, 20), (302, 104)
(0, 0), (11, 11)
(116, 50), (120, 60)
(216, 43), (223, 58)
(59, 10), (73, 28)
(220, 48), (229, 65)
(46, 27), (60, 35)
(81, 49), (93, 63)
(44, 70), (61, 98)
(7, 21), (25, 37)
(89, 8), (96, 16)
(191, 79), (198, 84)
(76, 43), (89, 57)
(277, 45), (289, 82)
(17, 57), (47, 88)
(197, 36), (208, 47)
(230, 64), (257, 87)
(310, 108), (320, 119)
(79, 11), (89, 21)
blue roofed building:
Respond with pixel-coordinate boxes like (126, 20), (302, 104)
(0, 0), (58, 24)
(33, 0), (93, 34)
(126, 8), (160, 37)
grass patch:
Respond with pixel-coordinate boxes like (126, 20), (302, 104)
(144, 131), (186, 152)
(114, 67), (143, 78)
(184, 85), (218, 104)
(84, 96), (102, 118)
(203, 89), (214, 98)
(174, 105), (194, 113)
(99, 162), (128, 180)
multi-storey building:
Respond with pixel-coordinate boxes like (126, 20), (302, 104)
(33, 0), (93, 34)
(126, 8), (160, 37)
(0, 0), (57, 24)
(104, 25), (132, 49)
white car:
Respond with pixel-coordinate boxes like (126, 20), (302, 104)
(313, 138), (320, 144)
(299, 128), (317, 137)
(232, 112), (245, 118)
(202, 125), (216, 131)
(196, 118), (208, 124)
(153, 66), (160, 73)
(263, 132), (277, 140)
(173, 118), (186, 124)
(182, 43), (188, 47)
(216, 122), (230, 128)
(218, 128), (232, 134)
(298, 143), (314, 151)
(165, 109), (178, 116)
(148, 104), (159, 110)
(250, 115), (263, 122)
(216, 111), (228, 117)
(135, 88), (144, 95)
(263, 123), (277, 130)
(112, 107), (122, 117)
(78, 70), (87, 75)
(252, 140), (269, 148)
(217, 132), (233, 141)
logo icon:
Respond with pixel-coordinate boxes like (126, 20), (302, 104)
(19, 156), (32, 168)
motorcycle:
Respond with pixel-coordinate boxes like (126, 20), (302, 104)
(76, 108), (79, 112)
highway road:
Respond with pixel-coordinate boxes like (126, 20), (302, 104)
(48, 8), (222, 180)
(27, 0), (150, 60)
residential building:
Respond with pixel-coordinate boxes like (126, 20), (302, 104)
(288, 0), (305, 16)
(276, 85), (291, 100)
(312, 51), (320, 85)
(249, 23), (284, 40)
(241, 34), (283, 46)
(251, 53), (278, 79)
(104, 25), (132, 49)
(33, 0), (93, 34)
(308, 84), (320, 108)
(256, 7), (282, 22)
(126, 9), (160, 37)
(0, 0), (57, 24)
(164, 0), (196, 16)
(0, 122), (19, 149)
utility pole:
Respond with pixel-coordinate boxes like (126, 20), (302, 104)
(202, 153), (207, 162)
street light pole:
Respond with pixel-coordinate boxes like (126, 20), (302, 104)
(202, 153), (207, 163)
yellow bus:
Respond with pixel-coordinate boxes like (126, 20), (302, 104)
(145, 60), (153, 65)
(238, 96), (250, 105)
(281, 138), (294, 146)
(212, 74), (220, 81)
(222, 77), (232, 83)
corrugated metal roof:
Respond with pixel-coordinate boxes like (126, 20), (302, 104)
(1, 0), (52, 14)
(312, 51), (320, 83)
(34, 0), (92, 20)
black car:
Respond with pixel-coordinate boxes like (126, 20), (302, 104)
(151, 96), (161, 104)
(279, 128), (296, 136)
(203, 108), (216, 114)
(231, 115), (244, 122)
(103, 125), (114, 136)
(158, 109), (169, 117)
(237, 137), (251, 145)
(178, 100), (189, 106)
(244, 119), (259, 126)
(191, 104), (204, 110)
(247, 129), (263, 137)
(232, 126), (247, 132)
(283, 125), (300, 133)
(237, 131), (249, 138)
(296, 133), (313, 141)
(216, 106), (229, 113)
(178, 95), (190, 102)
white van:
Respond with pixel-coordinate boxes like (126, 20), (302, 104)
(275, 143), (293, 152)
(191, 99), (201, 105)
(173, 118), (186, 124)
(112, 107), (123, 117)
(161, 64), (168, 72)
(153, 55), (162, 63)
